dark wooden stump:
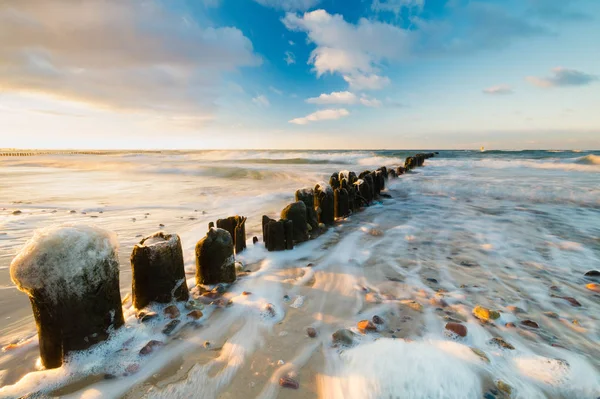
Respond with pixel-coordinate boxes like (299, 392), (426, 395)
(295, 188), (318, 231)
(315, 183), (334, 225)
(131, 232), (189, 310)
(195, 228), (236, 285)
(334, 188), (350, 219)
(216, 216), (247, 254)
(281, 201), (309, 243)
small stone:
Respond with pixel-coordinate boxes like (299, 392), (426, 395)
(277, 360), (285, 365)
(430, 297), (448, 308)
(586, 283), (600, 293)
(187, 310), (203, 320)
(12, 210), (22, 215)
(445, 322), (467, 337)
(307, 327), (317, 338)
(426, 278), (438, 284)
(489, 337), (515, 350)
(283, 295), (291, 302)
(584, 270), (600, 278)
(279, 376), (299, 389)
(253, 236), (259, 244)
(520, 320), (539, 329)
(473, 305), (500, 322)
(506, 306), (526, 314)
(484, 393), (496, 399)
(496, 380), (512, 396)
(164, 305), (180, 319)
(358, 320), (377, 332)
(162, 319), (181, 336)
(139, 340), (163, 355)
(204, 341), (210, 348)
(550, 285), (560, 291)
(69, 210), (77, 214)
(505, 322), (516, 328)
(124, 364), (140, 376)
(543, 312), (559, 319)
(372, 315), (384, 325)
(159, 224), (165, 228)
(242, 291), (252, 296)
(369, 228), (384, 237)
(400, 300), (423, 312)
(559, 296), (581, 307)
(307, 263), (314, 267)
(470, 347), (490, 363)
(138, 311), (158, 323)
(332, 329), (355, 345)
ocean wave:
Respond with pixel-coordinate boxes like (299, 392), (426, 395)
(573, 154), (600, 165)
(149, 166), (300, 180)
(218, 158), (344, 165)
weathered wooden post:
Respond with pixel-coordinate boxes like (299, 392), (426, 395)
(195, 228), (236, 285)
(281, 201), (309, 243)
(216, 216), (247, 254)
(264, 218), (286, 251)
(131, 232), (189, 310)
(295, 188), (319, 232)
(334, 188), (350, 219)
(10, 224), (124, 369)
(315, 183), (334, 225)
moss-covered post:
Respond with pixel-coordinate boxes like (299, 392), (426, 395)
(315, 183), (334, 225)
(295, 188), (318, 232)
(10, 224), (124, 369)
(195, 228), (236, 285)
(131, 232), (189, 310)
(281, 201), (308, 243)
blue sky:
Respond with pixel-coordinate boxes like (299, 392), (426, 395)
(1, 0), (599, 149)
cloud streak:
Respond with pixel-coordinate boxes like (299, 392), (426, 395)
(254, 0), (320, 11)
(527, 67), (597, 88)
(289, 108), (349, 124)
(483, 85), (514, 95)
(306, 91), (381, 107)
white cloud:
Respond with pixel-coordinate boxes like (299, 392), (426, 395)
(306, 91), (381, 107)
(254, 0), (320, 11)
(0, 0), (260, 123)
(307, 91), (357, 105)
(283, 10), (410, 89)
(269, 86), (283, 95)
(289, 108), (349, 124)
(527, 67), (597, 88)
(343, 74), (391, 91)
(289, 40), (296, 46)
(252, 95), (270, 107)
(483, 85), (514, 95)
(372, 0), (424, 15)
(285, 51), (296, 65)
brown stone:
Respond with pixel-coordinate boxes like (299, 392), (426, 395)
(520, 320), (539, 329)
(307, 327), (317, 338)
(358, 320), (377, 332)
(187, 310), (203, 320)
(586, 283), (600, 293)
(489, 337), (515, 350)
(279, 376), (299, 389)
(164, 305), (180, 319)
(372, 315), (384, 325)
(139, 340), (163, 355)
(445, 322), (467, 337)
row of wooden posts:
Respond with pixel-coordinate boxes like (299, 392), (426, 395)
(10, 152), (436, 369)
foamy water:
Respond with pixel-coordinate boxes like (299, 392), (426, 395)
(1, 150), (599, 398)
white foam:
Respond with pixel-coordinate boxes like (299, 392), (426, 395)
(10, 224), (119, 302)
(320, 339), (482, 399)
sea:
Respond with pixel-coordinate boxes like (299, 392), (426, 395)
(0, 150), (599, 398)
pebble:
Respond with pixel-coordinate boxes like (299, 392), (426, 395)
(506, 305), (525, 314)
(473, 305), (500, 322)
(139, 340), (164, 355)
(204, 341), (211, 348)
(124, 364), (140, 376)
(307, 327), (317, 338)
(543, 312), (559, 319)
(12, 210), (22, 215)
(584, 270), (600, 279)
(357, 320), (377, 332)
(332, 329), (355, 346)
(242, 291), (252, 296)
(489, 337), (515, 350)
(372, 315), (384, 325)
(187, 310), (203, 320)
(164, 305), (180, 319)
(264, 303), (276, 317)
(557, 296), (582, 307)
(253, 236), (259, 244)
(138, 311), (158, 323)
(520, 320), (539, 329)
(484, 393), (496, 399)
(426, 278), (438, 284)
(162, 320), (180, 336)
(470, 347), (490, 363)
(505, 322), (516, 328)
(496, 380), (512, 396)
(586, 283), (600, 293)
(400, 300), (423, 312)
(279, 376), (299, 389)
(445, 322), (467, 337)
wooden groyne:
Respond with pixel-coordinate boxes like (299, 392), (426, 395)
(8, 151), (437, 369)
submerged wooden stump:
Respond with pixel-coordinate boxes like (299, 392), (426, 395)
(334, 188), (350, 219)
(281, 201), (309, 243)
(10, 224), (124, 369)
(295, 188), (318, 231)
(216, 216), (247, 254)
(405, 157), (417, 170)
(315, 183), (334, 225)
(131, 232), (189, 310)
(195, 228), (236, 285)
(264, 218), (286, 251)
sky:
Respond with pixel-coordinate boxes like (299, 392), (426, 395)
(1, 0), (599, 150)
